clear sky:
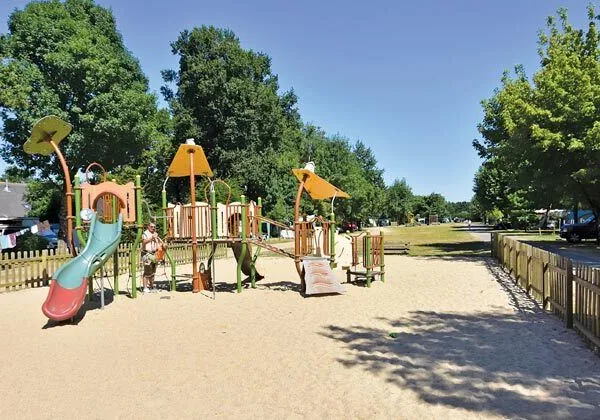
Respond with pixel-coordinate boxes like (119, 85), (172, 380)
(0, 0), (593, 201)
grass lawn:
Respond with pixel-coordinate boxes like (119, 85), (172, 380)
(365, 224), (490, 257)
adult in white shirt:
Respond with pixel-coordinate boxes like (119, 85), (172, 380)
(141, 222), (163, 292)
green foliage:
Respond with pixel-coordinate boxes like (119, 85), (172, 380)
(24, 179), (62, 222)
(12, 232), (51, 253)
(486, 208), (504, 223)
(474, 5), (600, 217)
(162, 26), (297, 211)
(0, 0), (165, 179)
(386, 178), (414, 223)
(162, 26), (386, 223)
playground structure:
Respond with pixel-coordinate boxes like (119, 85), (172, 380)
(25, 116), (385, 322)
(162, 148), (357, 295)
(345, 231), (386, 287)
(24, 116), (152, 322)
(429, 214), (439, 225)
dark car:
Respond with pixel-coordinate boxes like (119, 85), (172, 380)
(493, 221), (512, 230)
(378, 218), (390, 227)
(38, 227), (59, 249)
(559, 216), (597, 243)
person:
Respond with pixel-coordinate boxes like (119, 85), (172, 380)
(467, 219), (472, 230)
(141, 222), (163, 293)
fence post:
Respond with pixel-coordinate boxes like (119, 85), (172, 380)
(566, 258), (573, 328)
(542, 260), (548, 309)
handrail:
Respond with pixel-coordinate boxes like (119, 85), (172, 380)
(252, 215), (291, 231)
(203, 179), (231, 205)
(84, 162), (107, 184)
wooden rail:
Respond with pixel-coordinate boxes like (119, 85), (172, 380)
(491, 232), (599, 353)
(0, 242), (227, 292)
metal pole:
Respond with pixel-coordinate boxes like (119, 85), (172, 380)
(210, 183), (217, 300)
(112, 179), (119, 297)
(100, 267), (105, 310)
(162, 187), (176, 291)
(189, 150), (200, 293)
(130, 175), (143, 298)
(293, 176), (307, 277)
(237, 195), (247, 293)
(161, 188), (168, 235)
(48, 139), (75, 256)
(330, 211), (336, 268)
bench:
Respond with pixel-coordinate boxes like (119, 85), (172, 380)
(384, 241), (410, 255)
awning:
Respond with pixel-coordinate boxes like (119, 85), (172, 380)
(23, 116), (72, 156)
(292, 169), (350, 200)
(167, 144), (213, 177)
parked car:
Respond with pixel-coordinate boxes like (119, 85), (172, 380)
(340, 221), (358, 233)
(493, 221), (512, 230)
(559, 216), (598, 243)
(38, 228), (59, 249)
(378, 218), (390, 227)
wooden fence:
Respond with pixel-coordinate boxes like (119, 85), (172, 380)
(0, 242), (228, 293)
(492, 232), (600, 351)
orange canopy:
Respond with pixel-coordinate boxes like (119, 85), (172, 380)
(23, 116), (72, 156)
(292, 169), (350, 200)
(167, 144), (213, 178)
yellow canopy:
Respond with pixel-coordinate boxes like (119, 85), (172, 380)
(167, 144), (213, 177)
(292, 168), (350, 200)
(23, 116), (72, 156)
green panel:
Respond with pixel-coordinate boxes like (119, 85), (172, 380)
(54, 214), (123, 289)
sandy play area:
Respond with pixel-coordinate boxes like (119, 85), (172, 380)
(1, 251), (599, 419)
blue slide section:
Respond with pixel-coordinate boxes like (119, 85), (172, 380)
(42, 214), (123, 321)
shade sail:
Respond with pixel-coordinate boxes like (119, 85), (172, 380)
(167, 144), (213, 177)
(23, 116), (72, 156)
(292, 169), (350, 200)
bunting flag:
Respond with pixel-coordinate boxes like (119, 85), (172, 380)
(0, 220), (52, 251)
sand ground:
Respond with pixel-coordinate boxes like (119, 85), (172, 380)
(1, 248), (599, 419)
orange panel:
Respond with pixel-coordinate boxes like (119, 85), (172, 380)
(292, 169), (350, 200)
(80, 181), (136, 223)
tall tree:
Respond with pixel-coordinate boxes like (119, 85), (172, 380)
(386, 178), (414, 223)
(0, 0), (164, 180)
(474, 6), (600, 216)
(162, 26), (298, 212)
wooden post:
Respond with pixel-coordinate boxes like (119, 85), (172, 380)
(365, 232), (372, 288)
(380, 230), (385, 283)
(542, 261), (548, 309)
(566, 258), (573, 328)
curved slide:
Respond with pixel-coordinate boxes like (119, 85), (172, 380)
(231, 242), (264, 280)
(42, 214), (123, 322)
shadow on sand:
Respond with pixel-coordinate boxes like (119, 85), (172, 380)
(319, 259), (600, 418)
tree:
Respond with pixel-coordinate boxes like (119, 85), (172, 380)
(423, 193), (447, 218)
(0, 0), (168, 240)
(353, 140), (386, 218)
(474, 6), (600, 217)
(162, 26), (298, 213)
(386, 178), (414, 223)
(0, 0), (164, 179)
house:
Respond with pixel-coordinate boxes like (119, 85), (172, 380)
(0, 181), (36, 233)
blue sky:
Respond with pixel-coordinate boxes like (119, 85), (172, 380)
(0, 0), (593, 201)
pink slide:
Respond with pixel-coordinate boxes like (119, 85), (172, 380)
(42, 279), (89, 321)
(41, 214), (123, 322)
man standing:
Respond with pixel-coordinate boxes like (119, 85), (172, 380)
(142, 222), (163, 293)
